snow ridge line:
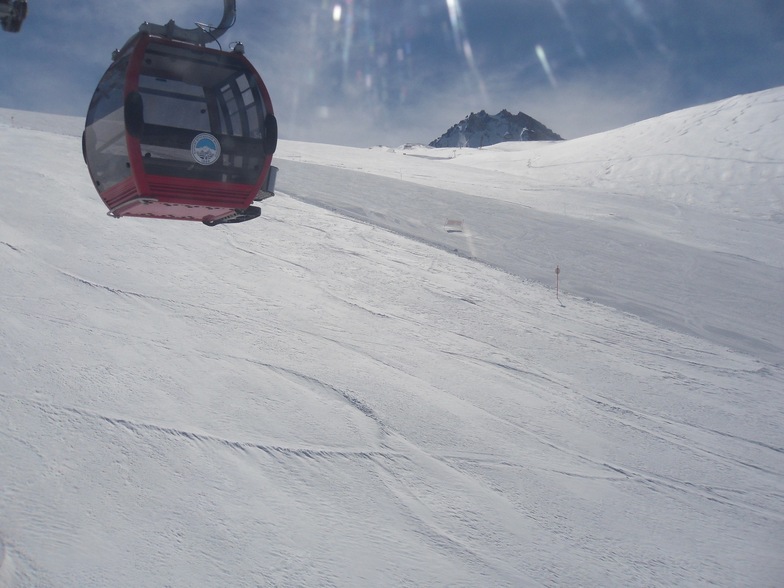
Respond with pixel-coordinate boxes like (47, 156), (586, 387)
(187, 350), (393, 435)
(266, 364), (391, 432)
(369, 375), (784, 523)
(0, 241), (22, 253)
(435, 349), (784, 481)
(49, 266), (260, 329)
(56, 404), (402, 463)
(56, 269), (150, 299)
(4, 392), (401, 463)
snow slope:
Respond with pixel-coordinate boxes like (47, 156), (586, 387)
(1, 89), (783, 587)
(275, 88), (784, 365)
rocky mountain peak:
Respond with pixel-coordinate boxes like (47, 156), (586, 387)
(430, 110), (563, 148)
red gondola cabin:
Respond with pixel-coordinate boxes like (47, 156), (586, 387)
(83, 32), (277, 225)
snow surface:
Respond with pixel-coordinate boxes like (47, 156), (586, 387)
(1, 88), (783, 587)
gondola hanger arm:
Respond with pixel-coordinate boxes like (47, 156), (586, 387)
(138, 0), (236, 46)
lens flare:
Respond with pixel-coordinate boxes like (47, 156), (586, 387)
(548, 0), (587, 61)
(535, 44), (558, 88)
(622, 0), (669, 55)
(445, 0), (464, 53)
(445, 0), (488, 102)
(339, 2), (355, 81)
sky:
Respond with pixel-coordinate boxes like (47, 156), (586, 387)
(1, 87), (783, 586)
(1, 0), (783, 146)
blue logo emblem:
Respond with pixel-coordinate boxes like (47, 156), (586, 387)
(191, 133), (221, 165)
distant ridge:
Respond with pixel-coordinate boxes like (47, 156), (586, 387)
(430, 109), (563, 148)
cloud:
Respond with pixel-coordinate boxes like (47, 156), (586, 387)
(2, 0), (782, 149)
